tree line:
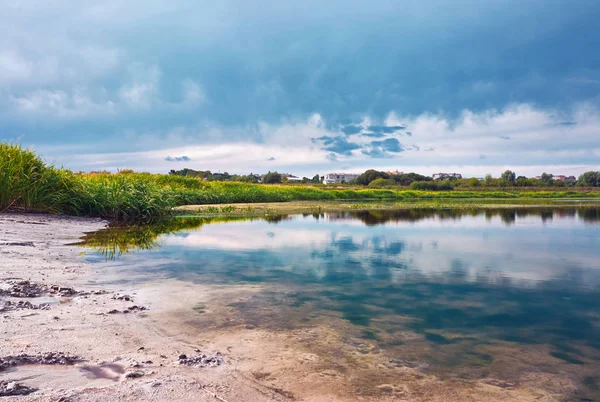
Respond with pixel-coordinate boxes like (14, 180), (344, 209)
(350, 169), (600, 190)
(577, 171), (600, 187)
(168, 169), (321, 184)
(168, 167), (600, 188)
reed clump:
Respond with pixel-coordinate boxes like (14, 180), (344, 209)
(0, 143), (174, 221)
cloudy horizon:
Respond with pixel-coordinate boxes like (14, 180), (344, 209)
(2, 0), (599, 178)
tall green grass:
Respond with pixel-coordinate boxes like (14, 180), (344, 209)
(0, 144), (174, 221)
(63, 174), (175, 221)
(0, 143), (73, 213)
(2, 142), (600, 221)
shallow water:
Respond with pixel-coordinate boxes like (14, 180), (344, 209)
(80, 208), (600, 398)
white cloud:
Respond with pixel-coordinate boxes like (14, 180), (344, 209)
(308, 113), (325, 128)
(7, 66), (206, 119)
(9, 88), (116, 118)
(24, 103), (600, 176)
(160, 214), (598, 283)
(384, 111), (404, 127)
(0, 51), (35, 83)
(181, 79), (206, 105)
(118, 65), (160, 110)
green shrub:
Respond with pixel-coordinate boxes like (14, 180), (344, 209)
(368, 178), (396, 188)
(410, 181), (455, 191)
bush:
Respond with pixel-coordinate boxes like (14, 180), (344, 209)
(368, 178), (396, 188)
(356, 169), (389, 185)
(262, 171), (282, 184)
(391, 173), (432, 186)
(409, 181), (455, 191)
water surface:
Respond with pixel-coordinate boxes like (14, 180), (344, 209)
(80, 208), (600, 398)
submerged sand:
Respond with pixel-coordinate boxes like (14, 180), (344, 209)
(0, 213), (587, 401)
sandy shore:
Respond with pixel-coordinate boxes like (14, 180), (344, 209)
(0, 213), (579, 401)
(0, 213), (282, 401)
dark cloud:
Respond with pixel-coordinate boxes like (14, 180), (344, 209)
(5, 0), (600, 157)
(326, 153), (338, 162)
(165, 155), (191, 162)
(362, 132), (386, 138)
(267, 156), (276, 161)
(546, 121), (577, 127)
(362, 138), (404, 158)
(405, 132), (413, 136)
(367, 125), (405, 133)
(480, 154), (487, 159)
(312, 135), (336, 145)
(341, 125), (363, 135)
(336, 118), (354, 126)
(372, 138), (403, 152)
(362, 148), (389, 158)
(314, 136), (361, 156)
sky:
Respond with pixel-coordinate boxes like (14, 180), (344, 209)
(1, 0), (600, 177)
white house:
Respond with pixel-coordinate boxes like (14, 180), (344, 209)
(323, 173), (360, 184)
(432, 173), (462, 180)
(283, 174), (303, 182)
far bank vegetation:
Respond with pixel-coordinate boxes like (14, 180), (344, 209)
(1, 142), (599, 221)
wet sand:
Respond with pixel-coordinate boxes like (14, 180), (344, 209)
(0, 213), (586, 401)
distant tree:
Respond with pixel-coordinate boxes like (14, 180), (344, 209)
(302, 177), (310, 183)
(465, 177), (481, 187)
(368, 178), (395, 188)
(239, 175), (258, 183)
(501, 170), (516, 185)
(515, 176), (534, 187)
(356, 170), (389, 185)
(577, 171), (599, 187)
(311, 174), (321, 183)
(484, 173), (494, 187)
(262, 171), (282, 184)
(168, 168), (213, 180)
(392, 172), (431, 186)
(410, 180), (454, 191)
(540, 172), (553, 185)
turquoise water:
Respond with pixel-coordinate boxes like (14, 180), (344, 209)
(83, 208), (600, 397)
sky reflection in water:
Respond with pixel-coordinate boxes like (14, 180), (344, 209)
(83, 208), (600, 393)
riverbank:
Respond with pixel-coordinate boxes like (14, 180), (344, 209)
(0, 213), (285, 401)
(177, 199), (600, 217)
(0, 213), (585, 401)
(4, 142), (600, 222)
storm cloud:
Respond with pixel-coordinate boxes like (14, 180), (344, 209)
(0, 0), (599, 176)
(362, 138), (405, 158)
